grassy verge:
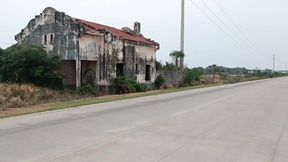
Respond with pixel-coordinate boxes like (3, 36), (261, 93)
(0, 84), (214, 119)
(48, 84), (214, 110)
(0, 76), (274, 119)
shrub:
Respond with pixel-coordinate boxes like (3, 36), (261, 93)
(134, 83), (148, 92)
(0, 44), (63, 89)
(183, 68), (204, 86)
(112, 76), (148, 94)
(154, 75), (165, 89)
(78, 85), (98, 95)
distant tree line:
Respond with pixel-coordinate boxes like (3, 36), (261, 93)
(156, 60), (287, 87)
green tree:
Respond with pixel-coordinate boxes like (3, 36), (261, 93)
(0, 44), (63, 89)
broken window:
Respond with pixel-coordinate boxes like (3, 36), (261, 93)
(50, 34), (54, 44)
(116, 63), (124, 77)
(44, 35), (47, 44)
(145, 65), (151, 81)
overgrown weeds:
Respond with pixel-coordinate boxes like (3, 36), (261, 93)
(0, 83), (60, 110)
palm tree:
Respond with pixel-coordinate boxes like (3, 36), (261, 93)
(169, 50), (185, 71)
(207, 64), (218, 84)
(169, 50), (185, 86)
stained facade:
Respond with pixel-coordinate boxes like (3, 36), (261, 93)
(15, 7), (159, 88)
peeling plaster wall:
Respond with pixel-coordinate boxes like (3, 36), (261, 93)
(79, 34), (103, 60)
(98, 39), (157, 85)
(98, 39), (124, 85)
(15, 7), (81, 60)
(135, 45), (157, 83)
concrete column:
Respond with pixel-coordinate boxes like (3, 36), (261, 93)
(76, 59), (81, 88)
(95, 61), (99, 86)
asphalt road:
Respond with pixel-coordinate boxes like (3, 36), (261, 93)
(1, 77), (288, 162)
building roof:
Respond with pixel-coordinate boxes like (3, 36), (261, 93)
(76, 19), (158, 47)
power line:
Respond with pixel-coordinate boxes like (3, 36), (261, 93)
(188, 0), (258, 56)
(214, 0), (257, 49)
(212, 0), (276, 62)
(189, 0), (282, 71)
(213, 0), (273, 60)
(189, 0), (277, 67)
(197, 0), (260, 56)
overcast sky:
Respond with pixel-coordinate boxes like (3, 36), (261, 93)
(1, 0), (288, 70)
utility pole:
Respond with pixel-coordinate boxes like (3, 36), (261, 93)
(273, 54), (275, 73)
(180, 0), (185, 71)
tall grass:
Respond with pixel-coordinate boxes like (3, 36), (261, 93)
(0, 83), (60, 110)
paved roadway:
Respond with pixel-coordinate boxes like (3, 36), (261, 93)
(1, 77), (288, 162)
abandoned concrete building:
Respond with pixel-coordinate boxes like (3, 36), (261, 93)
(15, 7), (159, 88)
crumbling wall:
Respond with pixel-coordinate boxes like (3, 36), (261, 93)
(79, 34), (103, 60)
(15, 7), (81, 60)
(97, 38), (124, 86)
(135, 45), (157, 83)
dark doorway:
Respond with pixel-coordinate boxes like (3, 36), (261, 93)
(145, 65), (151, 81)
(116, 63), (124, 76)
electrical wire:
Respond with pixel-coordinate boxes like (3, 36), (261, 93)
(189, 0), (257, 56)
(214, 0), (257, 49)
(213, 0), (274, 60)
(197, 0), (257, 54)
(189, 0), (280, 70)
